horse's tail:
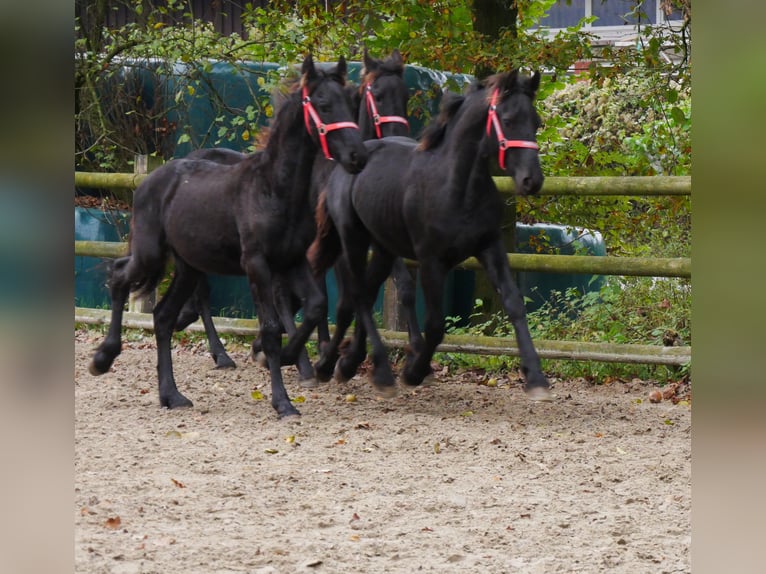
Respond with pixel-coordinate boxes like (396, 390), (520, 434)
(121, 173), (172, 298)
(308, 189), (341, 277)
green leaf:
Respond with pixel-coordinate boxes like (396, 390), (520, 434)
(670, 106), (686, 125)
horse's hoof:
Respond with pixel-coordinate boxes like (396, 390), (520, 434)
(315, 368), (333, 383)
(420, 373), (436, 386)
(254, 351), (269, 369)
(279, 413), (302, 423)
(333, 361), (352, 383)
(525, 386), (553, 402)
(398, 374), (418, 387)
(161, 393), (194, 409)
(88, 360), (106, 376)
(299, 376), (320, 389)
(277, 405), (301, 419)
(373, 382), (399, 399)
(214, 355), (237, 369)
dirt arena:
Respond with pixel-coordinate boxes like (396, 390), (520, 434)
(75, 328), (690, 573)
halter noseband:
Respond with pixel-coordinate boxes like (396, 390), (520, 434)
(364, 83), (410, 139)
(485, 88), (539, 170)
(302, 85), (360, 161)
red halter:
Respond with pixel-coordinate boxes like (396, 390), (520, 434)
(485, 88), (539, 170)
(364, 83), (410, 139)
(302, 85), (360, 161)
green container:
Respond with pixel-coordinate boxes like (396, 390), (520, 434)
(74, 207), (130, 308)
(514, 223), (606, 312)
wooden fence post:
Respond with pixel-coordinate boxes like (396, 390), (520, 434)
(128, 154), (161, 314)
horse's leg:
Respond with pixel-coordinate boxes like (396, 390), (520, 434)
(400, 260), (446, 386)
(391, 258), (424, 355)
(335, 247), (395, 383)
(338, 242), (397, 396)
(174, 284), (201, 331)
(279, 261), (328, 370)
(315, 277), (331, 351)
(477, 240), (551, 401)
(189, 277), (237, 369)
(88, 256), (133, 376)
(314, 261), (355, 382)
(242, 253), (300, 419)
(272, 272), (316, 386)
(152, 259), (201, 408)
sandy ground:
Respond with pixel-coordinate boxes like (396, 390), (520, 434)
(75, 328), (690, 573)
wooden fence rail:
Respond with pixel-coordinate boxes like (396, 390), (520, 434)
(75, 240), (691, 278)
(75, 172), (692, 197)
(75, 307), (691, 367)
(74, 172), (691, 366)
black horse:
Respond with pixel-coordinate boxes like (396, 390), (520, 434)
(89, 55), (368, 418)
(309, 69), (552, 401)
(178, 49), (420, 383)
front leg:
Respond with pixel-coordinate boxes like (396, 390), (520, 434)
(242, 251), (300, 419)
(477, 240), (551, 401)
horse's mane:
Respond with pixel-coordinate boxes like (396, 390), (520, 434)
(360, 50), (405, 87)
(417, 90), (467, 151)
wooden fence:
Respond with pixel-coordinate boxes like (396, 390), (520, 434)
(74, 172), (691, 366)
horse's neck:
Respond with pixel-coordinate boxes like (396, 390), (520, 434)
(264, 119), (316, 204)
(441, 99), (497, 209)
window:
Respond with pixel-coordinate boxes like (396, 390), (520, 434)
(592, 0), (657, 26)
(538, 0), (586, 29)
(538, 0), (683, 31)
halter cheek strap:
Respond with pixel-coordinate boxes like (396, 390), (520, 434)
(485, 88), (539, 170)
(364, 84), (410, 139)
(302, 86), (360, 161)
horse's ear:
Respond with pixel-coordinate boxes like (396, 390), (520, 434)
(502, 69), (519, 93)
(529, 71), (541, 95)
(337, 55), (348, 80)
(363, 48), (377, 72)
(301, 54), (317, 82)
(390, 48), (403, 68)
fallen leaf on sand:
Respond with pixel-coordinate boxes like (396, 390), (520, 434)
(104, 516), (121, 529)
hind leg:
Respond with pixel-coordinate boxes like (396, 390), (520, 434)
(152, 259), (201, 408)
(193, 278), (237, 369)
(89, 256), (133, 376)
(175, 278), (236, 369)
(400, 259), (447, 386)
(255, 277), (316, 385)
(390, 258), (425, 365)
(252, 280), (316, 382)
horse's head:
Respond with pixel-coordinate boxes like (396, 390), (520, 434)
(484, 70), (543, 195)
(358, 48), (410, 139)
(300, 54), (368, 174)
